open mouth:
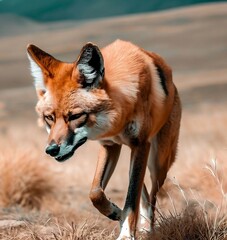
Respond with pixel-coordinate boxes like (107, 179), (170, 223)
(55, 137), (87, 162)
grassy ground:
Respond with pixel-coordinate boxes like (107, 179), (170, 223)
(0, 140), (226, 239)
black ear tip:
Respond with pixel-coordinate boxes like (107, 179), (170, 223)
(77, 42), (104, 88)
(27, 44), (41, 55)
(82, 42), (101, 54)
(27, 44), (33, 54)
(27, 44), (38, 50)
(84, 42), (97, 48)
(78, 42), (103, 66)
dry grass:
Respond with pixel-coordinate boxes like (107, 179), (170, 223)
(0, 218), (116, 240)
(0, 142), (226, 239)
(0, 107), (226, 240)
(153, 158), (227, 240)
(0, 147), (57, 209)
(154, 204), (227, 240)
(0, 130), (117, 238)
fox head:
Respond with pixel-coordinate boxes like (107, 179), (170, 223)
(27, 43), (115, 162)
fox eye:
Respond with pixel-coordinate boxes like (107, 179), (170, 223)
(44, 114), (55, 125)
(68, 112), (84, 121)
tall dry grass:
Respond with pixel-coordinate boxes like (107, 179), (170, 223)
(0, 147), (57, 209)
(153, 158), (227, 240)
(154, 204), (227, 240)
(0, 146), (226, 239)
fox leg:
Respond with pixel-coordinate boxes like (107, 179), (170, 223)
(138, 184), (152, 232)
(89, 144), (122, 220)
(117, 142), (150, 240)
(148, 103), (181, 228)
(148, 137), (175, 229)
(136, 137), (162, 233)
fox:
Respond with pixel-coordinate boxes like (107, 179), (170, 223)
(27, 39), (181, 239)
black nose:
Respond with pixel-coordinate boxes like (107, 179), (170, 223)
(45, 143), (60, 157)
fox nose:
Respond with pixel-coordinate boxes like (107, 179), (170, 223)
(45, 143), (60, 157)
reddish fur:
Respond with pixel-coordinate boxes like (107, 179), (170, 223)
(27, 39), (181, 239)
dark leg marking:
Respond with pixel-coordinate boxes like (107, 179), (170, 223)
(108, 211), (121, 221)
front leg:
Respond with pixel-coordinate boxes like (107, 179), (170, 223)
(118, 142), (150, 239)
(89, 143), (122, 220)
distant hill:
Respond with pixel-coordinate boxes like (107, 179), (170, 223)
(0, 0), (225, 22)
(0, 14), (45, 37)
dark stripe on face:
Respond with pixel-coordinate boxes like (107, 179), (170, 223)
(156, 64), (168, 96)
(66, 129), (75, 145)
(67, 113), (88, 145)
(68, 112), (88, 131)
(77, 113), (88, 128)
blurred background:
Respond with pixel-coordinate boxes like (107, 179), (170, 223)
(0, 0), (226, 121)
(0, 0), (227, 238)
(1, 0), (225, 21)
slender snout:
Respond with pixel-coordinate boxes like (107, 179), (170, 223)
(45, 143), (60, 157)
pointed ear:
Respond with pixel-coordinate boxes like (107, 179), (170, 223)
(27, 44), (59, 97)
(77, 43), (104, 88)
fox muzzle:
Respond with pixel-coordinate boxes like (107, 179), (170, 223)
(45, 143), (60, 157)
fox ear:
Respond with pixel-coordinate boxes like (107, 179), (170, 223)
(77, 43), (104, 88)
(27, 44), (59, 97)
